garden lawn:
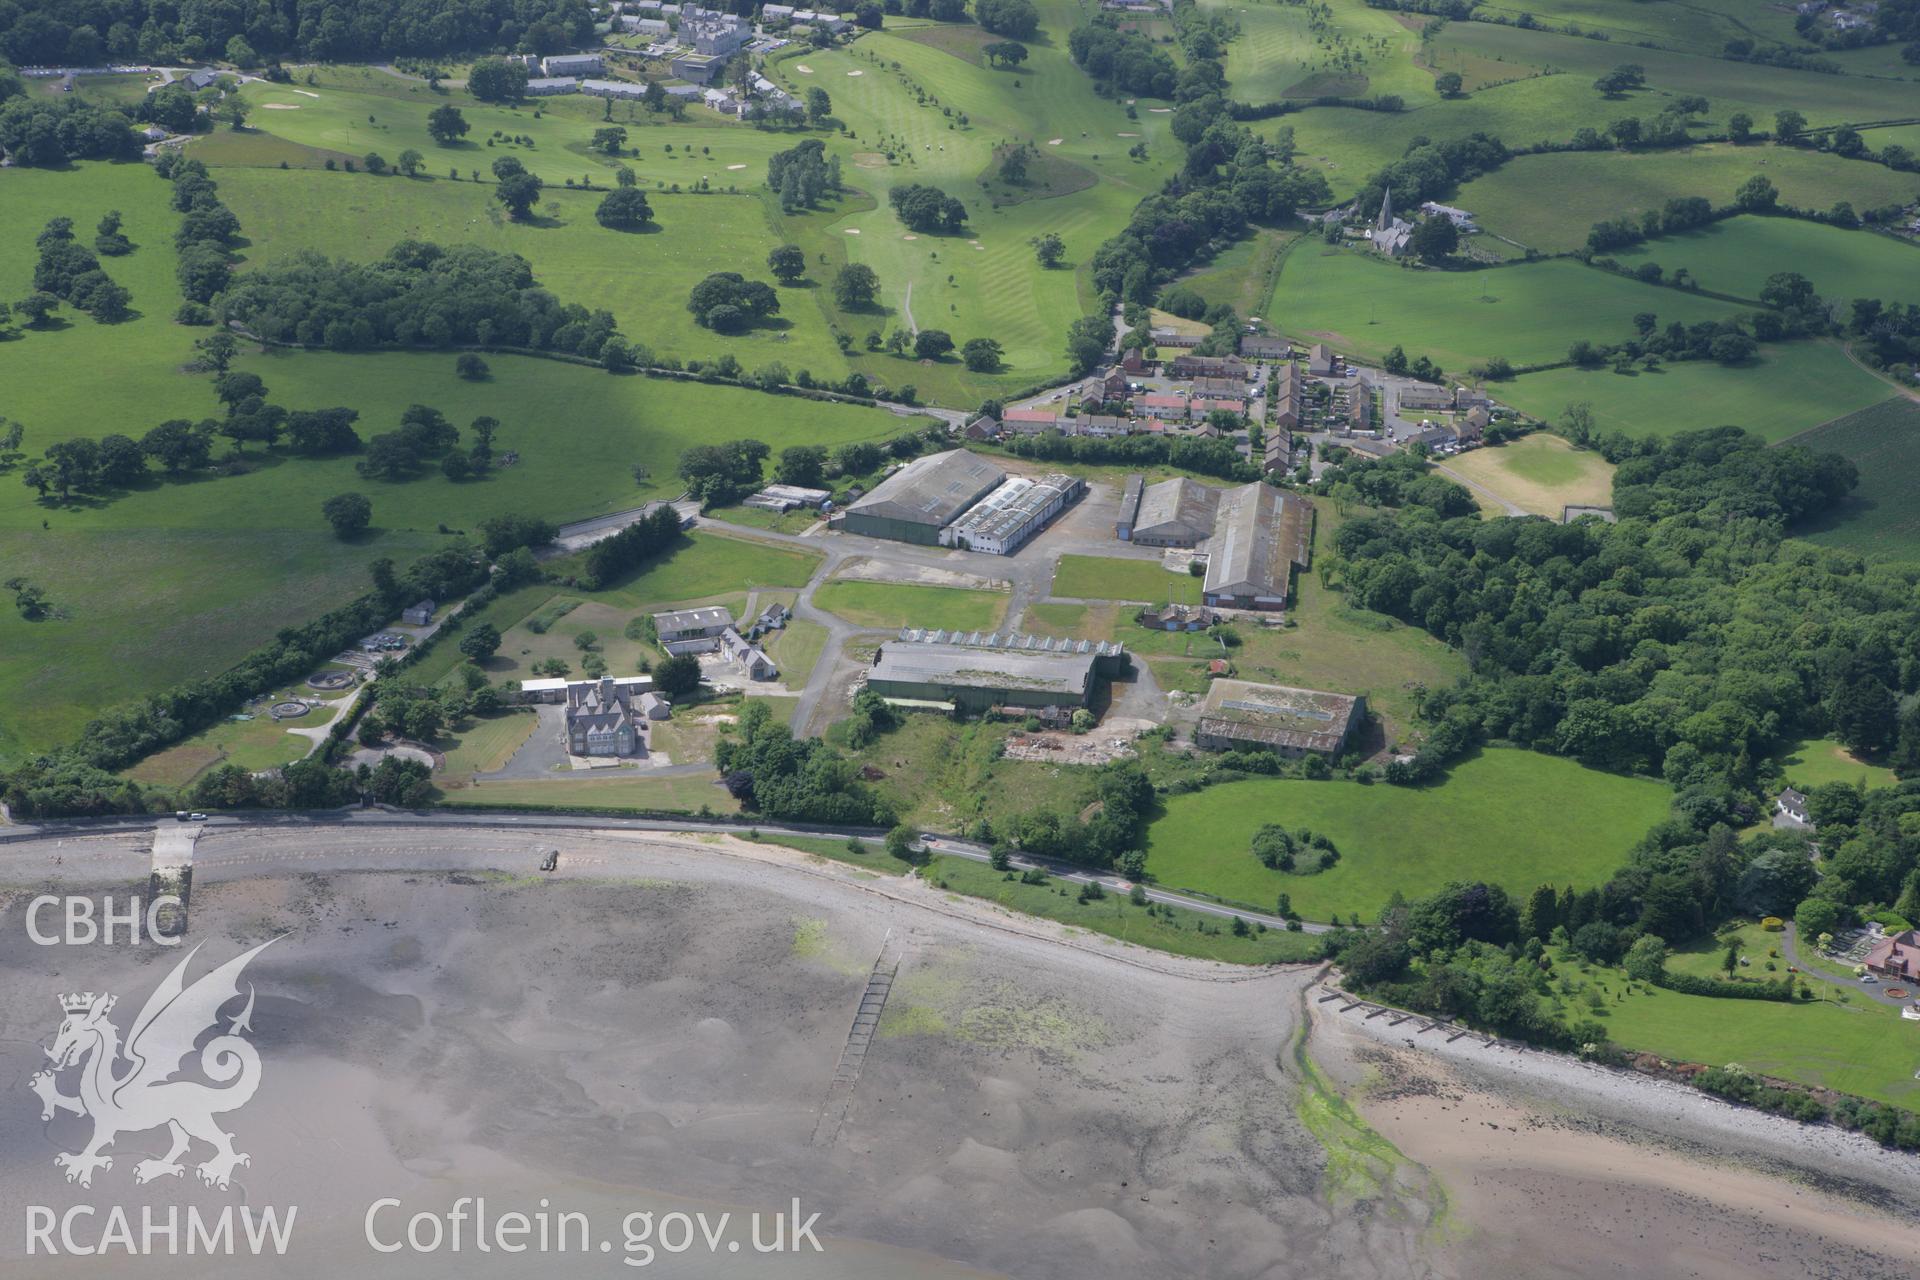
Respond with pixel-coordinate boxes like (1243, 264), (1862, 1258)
(122, 712), (318, 787)
(1611, 217), (1920, 306)
(437, 771), (740, 813)
(1275, 247), (1745, 372)
(1497, 342), (1895, 443)
(1440, 434), (1614, 517)
(435, 709), (541, 782)
(1050, 554), (1202, 604)
(1454, 149), (1920, 255)
(813, 579), (1006, 631)
(1143, 748), (1671, 922)
(1548, 954), (1920, 1109)
(1771, 736), (1897, 791)
(930, 855), (1327, 964)
(768, 619), (831, 686)
(1789, 398), (1920, 559)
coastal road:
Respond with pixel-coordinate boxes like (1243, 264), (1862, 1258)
(1, 810), (1325, 934)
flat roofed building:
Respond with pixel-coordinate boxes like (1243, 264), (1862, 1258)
(744, 483), (832, 512)
(866, 630), (1126, 712)
(1130, 477), (1221, 547)
(940, 474), (1082, 555)
(1202, 484), (1313, 611)
(1195, 679), (1363, 757)
(524, 76), (579, 94)
(841, 448), (1005, 545)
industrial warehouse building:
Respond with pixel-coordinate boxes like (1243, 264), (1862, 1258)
(1202, 483), (1314, 611)
(840, 450), (1082, 553)
(1194, 680), (1365, 758)
(941, 473), (1084, 554)
(1119, 477), (1220, 547)
(865, 629), (1128, 712)
(841, 449), (1007, 544)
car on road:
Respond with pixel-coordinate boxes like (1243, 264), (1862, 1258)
(188, 812), (209, 821)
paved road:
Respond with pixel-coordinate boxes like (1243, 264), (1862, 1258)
(1, 811), (1326, 933)
(1780, 923), (1911, 1009)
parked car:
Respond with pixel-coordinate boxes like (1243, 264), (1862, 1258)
(188, 812), (209, 821)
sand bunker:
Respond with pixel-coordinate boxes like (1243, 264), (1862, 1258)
(794, 63), (814, 73)
(261, 102), (301, 110)
(1118, 131), (1140, 137)
(845, 227), (861, 235)
(846, 69), (864, 76)
(902, 234), (919, 240)
(1047, 137), (1063, 145)
(727, 163), (747, 170)
(294, 88), (320, 98)
(1148, 107), (1172, 113)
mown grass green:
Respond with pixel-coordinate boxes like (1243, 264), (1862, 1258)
(1144, 748), (1672, 922)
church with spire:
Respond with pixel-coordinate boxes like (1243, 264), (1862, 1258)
(1369, 187), (1414, 259)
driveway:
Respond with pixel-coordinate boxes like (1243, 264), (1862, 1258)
(1781, 924), (1913, 1009)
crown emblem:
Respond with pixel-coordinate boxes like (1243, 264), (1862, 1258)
(60, 992), (113, 1016)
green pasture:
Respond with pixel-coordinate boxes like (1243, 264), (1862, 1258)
(1051, 554), (1203, 604)
(583, 532), (822, 605)
(1204, 0), (1434, 106)
(1274, 246), (1741, 370)
(1610, 217), (1920, 305)
(1465, 0), (1802, 56)
(1143, 747), (1672, 922)
(1769, 735), (1897, 791)
(1792, 398), (1920, 560)
(216, 168), (850, 375)
(1549, 950), (1920, 1110)
(813, 579), (1007, 630)
(1497, 344), (1896, 443)
(1453, 147), (1920, 254)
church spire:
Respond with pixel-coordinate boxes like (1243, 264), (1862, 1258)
(1377, 186), (1393, 231)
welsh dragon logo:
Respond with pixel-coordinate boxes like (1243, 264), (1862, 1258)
(30, 939), (278, 1191)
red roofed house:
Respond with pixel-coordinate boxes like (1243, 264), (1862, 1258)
(1866, 930), (1920, 983)
(1140, 393), (1190, 420)
(1002, 408), (1059, 433)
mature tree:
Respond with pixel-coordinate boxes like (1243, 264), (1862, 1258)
(654, 653), (702, 698)
(913, 329), (955, 359)
(1409, 216), (1459, 263)
(94, 434), (146, 487)
(1736, 173), (1778, 211)
(427, 104), (470, 145)
(833, 262), (880, 309)
(767, 244), (807, 283)
(1727, 111), (1754, 143)
(591, 125), (628, 155)
(686, 272), (780, 330)
(14, 292), (59, 328)
(777, 444), (828, 488)
(982, 40), (1030, 69)
(977, 0), (1040, 37)
(224, 96), (250, 130)
(1030, 231), (1065, 268)
(322, 491), (373, 538)
(397, 148), (425, 177)
(806, 86), (832, 124)
(595, 186), (654, 230)
(468, 58), (529, 103)
(457, 622), (502, 663)
(495, 171), (544, 220)
(888, 183), (967, 233)
(363, 151), (388, 175)
(457, 353), (490, 381)
(1434, 71), (1464, 98)
(1592, 63), (1645, 96)
(140, 419), (212, 473)
(1774, 108), (1806, 141)
(999, 148), (1029, 185)
(962, 337), (1004, 372)
(285, 407), (363, 455)
(1709, 332), (1756, 365)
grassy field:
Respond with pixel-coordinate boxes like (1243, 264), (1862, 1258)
(1771, 736), (1898, 791)
(851, 714), (1101, 830)
(1278, 21), (1920, 199)
(813, 579), (1007, 631)
(1440, 434), (1614, 516)
(576, 532), (821, 604)
(1276, 246), (1747, 372)
(1545, 946), (1920, 1109)
(1610, 218), (1920, 305)
(1144, 747), (1672, 921)
(1175, 228), (1300, 319)
(930, 855), (1327, 964)
(767, 619), (832, 686)
(434, 708), (542, 782)
(1454, 148), (1920, 255)
(123, 711), (320, 786)
(437, 771), (740, 812)
(1497, 344), (1898, 443)
(1050, 554), (1203, 604)
(1205, 0), (1435, 107)
(1787, 398), (1920, 559)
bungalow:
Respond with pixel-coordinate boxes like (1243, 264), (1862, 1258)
(638, 691), (673, 720)
(720, 626), (778, 680)
(1308, 343), (1336, 376)
(1777, 787), (1811, 825)
(762, 2), (797, 17)
(1865, 929), (1920, 983)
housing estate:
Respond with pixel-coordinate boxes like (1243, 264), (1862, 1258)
(1194, 679), (1365, 757)
(1170, 353), (1248, 381)
(865, 629), (1127, 713)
